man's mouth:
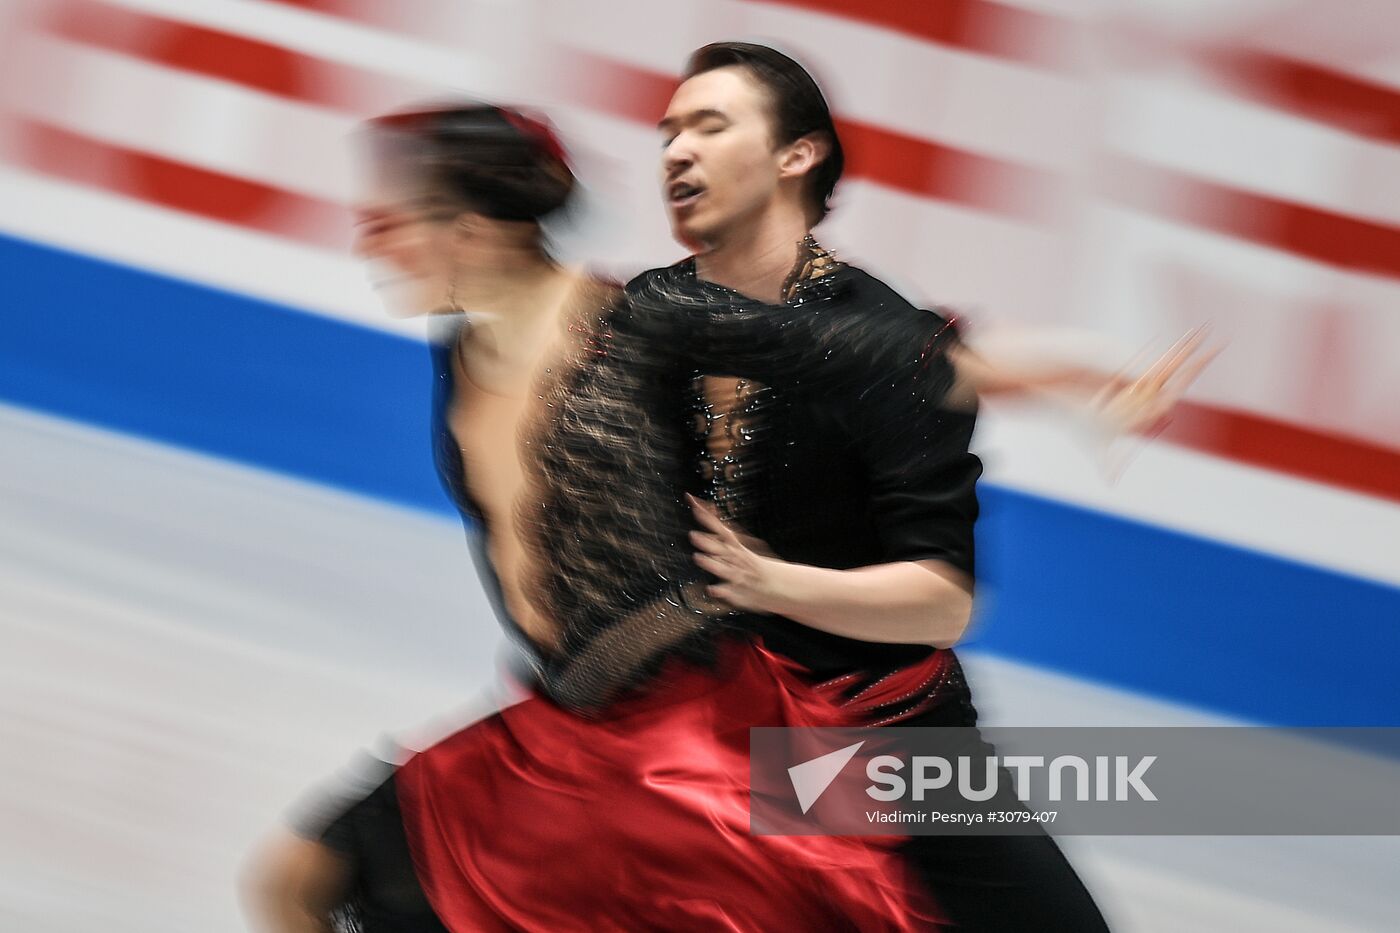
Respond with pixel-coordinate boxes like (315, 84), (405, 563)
(668, 180), (706, 210)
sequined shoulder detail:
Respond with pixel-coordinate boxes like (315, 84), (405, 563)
(780, 234), (842, 301)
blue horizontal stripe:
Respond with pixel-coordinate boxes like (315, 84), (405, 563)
(971, 488), (1400, 726)
(1, 233), (451, 516)
(4, 233), (1396, 726)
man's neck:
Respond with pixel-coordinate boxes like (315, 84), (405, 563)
(694, 205), (811, 304)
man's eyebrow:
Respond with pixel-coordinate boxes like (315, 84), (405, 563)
(657, 109), (730, 131)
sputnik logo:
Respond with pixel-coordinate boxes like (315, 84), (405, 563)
(787, 741), (865, 814)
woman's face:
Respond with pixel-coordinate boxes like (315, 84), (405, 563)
(353, 154), (461, 317)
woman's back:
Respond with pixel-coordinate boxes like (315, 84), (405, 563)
(430, 276), (730, 707)
(441, 272), (601, 653)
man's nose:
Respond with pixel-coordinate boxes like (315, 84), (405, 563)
(663, 138), (694, 175)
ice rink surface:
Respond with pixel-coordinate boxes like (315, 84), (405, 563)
(4, 403), (1396, 932)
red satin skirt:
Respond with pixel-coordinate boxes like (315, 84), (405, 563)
(395, 638), (949, 931)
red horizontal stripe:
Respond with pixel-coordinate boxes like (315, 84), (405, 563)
(4, 117), (349, 251)
(836, 118), (1060, 221)
(1103, 156), (1400, 281)
(1203, 47), (1400, 147)
(746, 0), (1075, 71)
(44, 0), (316, 107)
(40, 0), (407, 114)
(552, 47), (680, 130)
(264, 0), (456, 40)
(1168, 402), (1400, 506)
(265, 0), (354, 13)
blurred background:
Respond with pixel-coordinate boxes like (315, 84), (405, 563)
(2, 0), (1398, 930)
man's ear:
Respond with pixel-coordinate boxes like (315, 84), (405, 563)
(778, 133), (830, 181)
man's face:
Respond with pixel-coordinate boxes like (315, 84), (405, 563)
(659, 66), (785, 249)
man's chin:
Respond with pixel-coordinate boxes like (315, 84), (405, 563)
(668, 218), (709, 254)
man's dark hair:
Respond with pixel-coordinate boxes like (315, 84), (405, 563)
(684, 41), (844, 223)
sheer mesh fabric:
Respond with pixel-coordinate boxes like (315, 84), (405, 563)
(692, 238), (841, 526)
(505, 280), (735, 711)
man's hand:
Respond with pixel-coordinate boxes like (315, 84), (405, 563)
(1091, 327), (1220, 480)
(688, 495), (791, 614)
(1094, 327), (1218, 438)
(687, 495), (972, 646)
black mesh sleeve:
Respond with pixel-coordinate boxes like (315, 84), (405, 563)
(512, 287), (736, 712)
(626, 262), (980, 576)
